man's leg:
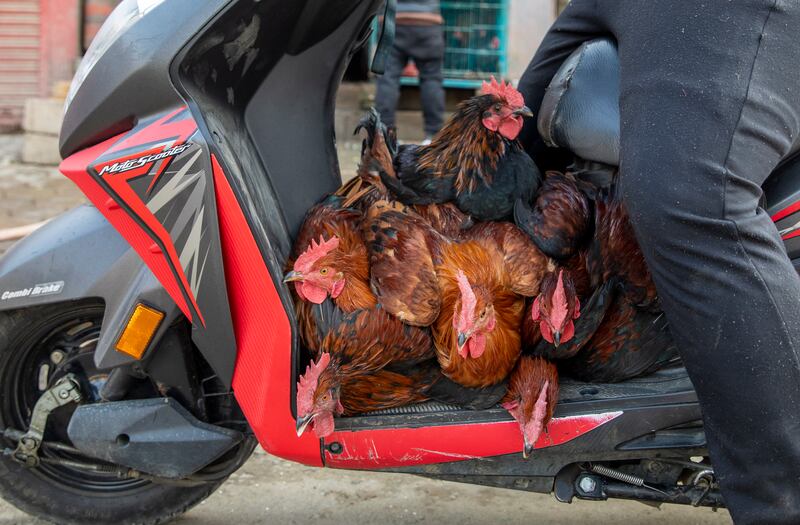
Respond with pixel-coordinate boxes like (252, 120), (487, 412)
(610, 2), (800, 522)
(374, 31), (409, 130)
(409, 26), (445, 138)
(517, 0), (607, 172)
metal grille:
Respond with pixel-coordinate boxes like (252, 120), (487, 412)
(0, 0), (41, 130)
(439, 0), (508, 87)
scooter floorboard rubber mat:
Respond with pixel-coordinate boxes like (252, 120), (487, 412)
(345, 365), (692, 420)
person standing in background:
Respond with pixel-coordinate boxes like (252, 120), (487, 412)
(375, 0), (445, 144)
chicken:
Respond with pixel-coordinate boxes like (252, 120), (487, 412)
(559, 296), (678, 382)
(514, 171), (593, 261)
(558, 186), (678, 381)
(502, 356), (559, 458)
(367, 77), (541, 222)
(294, 303), (437, 438)
(295, 301), (508, 438)
(528, 184), (678, 381)
(284, 197), (376, 353)
(365, 201), (560, 388)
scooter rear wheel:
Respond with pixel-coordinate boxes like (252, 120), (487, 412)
(0, 301), (225, 525)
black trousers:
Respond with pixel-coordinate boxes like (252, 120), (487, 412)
(374, 24), (445, 137)
(518, 2), (800, 523)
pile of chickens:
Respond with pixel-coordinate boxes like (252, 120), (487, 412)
(287, 78), (678, 454)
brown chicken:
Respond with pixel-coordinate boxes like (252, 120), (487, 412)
(558, 186), (678, 381)
(514, 170), (593, 352)
(365, 200), (561, 388)
(528, 184), (678, 381)
(294, 303), (437, 438)
(283, 197), (376, 353)
(502, 355), (559, 458)
(295, 300), (510, 438)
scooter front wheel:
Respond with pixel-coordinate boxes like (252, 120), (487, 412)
(0, 301), (224, 525)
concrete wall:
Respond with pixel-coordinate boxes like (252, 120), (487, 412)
(507, 0), (557, 82)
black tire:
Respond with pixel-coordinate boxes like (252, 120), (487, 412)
(0, 302), (225, 525)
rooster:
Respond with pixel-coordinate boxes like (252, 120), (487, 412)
(295, 301), (508, 438)
(502, 355), (559, 458)
(365, 201), (566, 388)
(557, 186), (678, 381)
(528, 184), (678, 381)
(294, 303), (436, 438)
(365, 77), (541, 222)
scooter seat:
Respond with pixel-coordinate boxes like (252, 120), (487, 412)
(537, 38), (620, 166)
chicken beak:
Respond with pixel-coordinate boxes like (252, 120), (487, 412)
(552, 331), (561, 348)
(296, 414), (314, 437)
(457, 332), (468, 349)
(284, 270), (303, 283)
(514, 105), (534, 118)
(523, 441), (535, 459)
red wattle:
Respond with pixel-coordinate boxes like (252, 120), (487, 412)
(313, 412), (336, 438)
(468, 333), (487, 358)
(299, 282), (328, 304)
(561, 320), (575, 343)
(499, 116), (523, 140)
(540, 322), (553, 344)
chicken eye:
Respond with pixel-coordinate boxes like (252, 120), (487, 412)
(493, 103), (502, 112)
(319, 268), (329, 275)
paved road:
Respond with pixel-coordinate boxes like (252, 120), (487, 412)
(0, 448), (731, 525)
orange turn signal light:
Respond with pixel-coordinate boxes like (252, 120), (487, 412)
(115, 304), (165, 360)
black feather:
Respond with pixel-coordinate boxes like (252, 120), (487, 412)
(425, 375), (508, 410)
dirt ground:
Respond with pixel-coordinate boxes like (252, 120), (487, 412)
(0, 449), (730, 525)
(0, 135), (731, 524)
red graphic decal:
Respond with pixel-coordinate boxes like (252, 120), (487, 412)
(782, 230), (800, 241)
(59, 107), (203, 324)
(772, 200), (800, 223)
(325, 412), (622, 469)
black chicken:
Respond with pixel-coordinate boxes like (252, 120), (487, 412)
(364, 77), (541, 222)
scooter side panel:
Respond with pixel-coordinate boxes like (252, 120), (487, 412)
(212, 155), (323, 467)
(0, 205), (128, 311)
(0, 205), (181, 369)
(59, 107), (238, 385)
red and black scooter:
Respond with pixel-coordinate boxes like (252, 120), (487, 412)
(2, 1), (799, 522)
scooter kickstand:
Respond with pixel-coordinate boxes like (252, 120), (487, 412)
(6, 374), (83, 467)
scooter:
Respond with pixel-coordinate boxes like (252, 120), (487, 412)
(2, 1), (799, 522)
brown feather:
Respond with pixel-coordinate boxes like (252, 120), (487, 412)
(416, 95), (505, 193)
(590, 189), (658, 309)
(364, 200), (443, 326)
(503, 355), (559, 427)
(463, 221), (550, 297)
(434, 241), (525, 387)
(312, 307), (437, 415)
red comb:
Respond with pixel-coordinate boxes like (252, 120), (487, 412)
(550, 270), (569, 328)
(294, 235), (339, 274)
(481, 76), (525, 108)
(455, 270), (477, 329)
(297, 352), (331, 416)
